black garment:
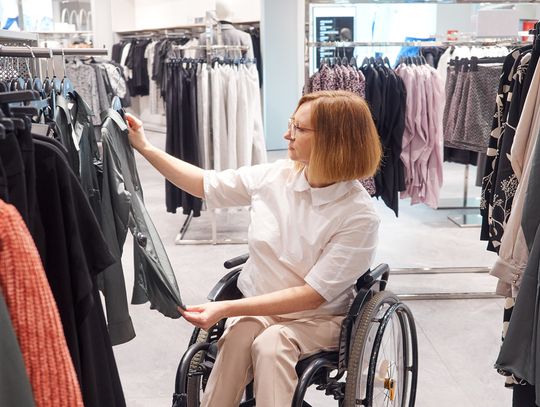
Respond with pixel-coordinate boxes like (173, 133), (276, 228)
(245, 28), (263, 87)
(101, 108), (184, 318)
(444, 147), (478, 165)
(165, 62), (202, 216)
(361, 63), (406, 216)
(420, 46), (447, 69)
(0, 155), (8, 202)
(13, 115), (36, 233)
(485, 51), (530, 252)
(0, 291), (36, 407)
(514, 383), (539, 407)
(32, 137), (125, 407)
(125, 39), (151, 97)
(481, 47), (531, 246)
(111, 42), (123, 64)
(0, 121), (28, 222)
(516, 385), (540, 407)
(131, 39), (152, 96)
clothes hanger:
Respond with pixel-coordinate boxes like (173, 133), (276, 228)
(110, 66), (125, 120)
(10, 58), (25, 91)
(24, 46), (43, 93)
(0, 90), (40, 116)
(60, 48), (74, 97)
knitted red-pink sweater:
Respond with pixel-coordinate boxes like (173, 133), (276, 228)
(0, 200), (84, 407)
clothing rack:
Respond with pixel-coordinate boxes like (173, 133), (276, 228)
(306, 39), (530, 48)
(173, 11), (253, 245)
(0, 46), (108, 57)
(303, 24), (502, 298)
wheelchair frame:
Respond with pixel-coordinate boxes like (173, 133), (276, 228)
(172, 254), (418, 407)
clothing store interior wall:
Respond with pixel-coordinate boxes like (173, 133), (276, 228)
(3, 0), (540, 406)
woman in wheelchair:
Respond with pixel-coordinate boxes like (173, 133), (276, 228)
(126, 90), (383, 407)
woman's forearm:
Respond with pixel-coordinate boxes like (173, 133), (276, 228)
(223, 284), (325, 317)
(138, 144), (205, 198)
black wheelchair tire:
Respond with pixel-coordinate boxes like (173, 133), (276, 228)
(186, 375), (203, 407)
(185, 328), (210, 407)
(344, 291), (417, 407)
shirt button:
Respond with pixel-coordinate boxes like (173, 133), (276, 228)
(136, 232), (147, 247)
(134, 185), (139, 191)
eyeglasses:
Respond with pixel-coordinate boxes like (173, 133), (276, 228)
(287, 118), (314, 141)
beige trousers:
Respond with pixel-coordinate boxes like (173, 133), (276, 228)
(200, 314), (344, 407)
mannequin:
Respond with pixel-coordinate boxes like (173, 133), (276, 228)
(215, 0), (234, 24)
(197, 0), (254, 59)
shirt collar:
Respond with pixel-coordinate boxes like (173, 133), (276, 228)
(101, 109), (128, 131)
(289, 167), (356, 206)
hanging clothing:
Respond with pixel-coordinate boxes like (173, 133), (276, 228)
(101, 108), (184, 317)
(145, 41), (165, 115)
(0, 120), (28, 222)
(196, 63), (211, 169)
(0, 200), (84, 407)
(490, 58), (540, 297)
(0, 291), (36, 407)
(165, 62), (202, 216)
(495, 124), (540, 404)
(304, 62), (377, 198)
(361, 62), (406, 215)
(396, 62), (444, 208)
(32, 135), (126, 407)
(481, 49), (531, 253)
(66, 60), (101, 126)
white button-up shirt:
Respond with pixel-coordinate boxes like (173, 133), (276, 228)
(203, 159), (380, 318)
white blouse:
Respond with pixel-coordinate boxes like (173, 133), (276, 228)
(203, 159), (380, 318)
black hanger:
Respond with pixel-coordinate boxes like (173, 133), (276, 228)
(0, 118), (14, 132)
(10, 106), (39, 117)
(0, 90), (40, 116)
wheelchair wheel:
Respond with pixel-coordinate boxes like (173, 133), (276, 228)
(344, 291), (418, 407)
(185, 328), (209, 407)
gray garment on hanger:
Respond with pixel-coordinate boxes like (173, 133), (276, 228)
(495, 127), (540, 403)
(451, 65), (501, 152)
(0, 291), (36, 407)
(197, 23), (254, 60)
(100, 109), (184, 320)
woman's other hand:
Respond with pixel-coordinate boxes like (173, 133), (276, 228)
(179, 302), (229, 331)
(125, 112), (151, 152)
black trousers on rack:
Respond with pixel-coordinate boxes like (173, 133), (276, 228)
(165, 62), (202, 217)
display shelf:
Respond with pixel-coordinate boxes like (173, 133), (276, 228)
(0, 30), (39, 43)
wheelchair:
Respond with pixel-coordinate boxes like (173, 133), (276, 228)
(172, 254), (418, 407)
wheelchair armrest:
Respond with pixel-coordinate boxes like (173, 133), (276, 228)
(207, 268), (244, 302)
(355, 263), (390, 291)
(223, 253), (249, 269)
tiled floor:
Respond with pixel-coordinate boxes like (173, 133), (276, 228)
(112, 131), (511, 406)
